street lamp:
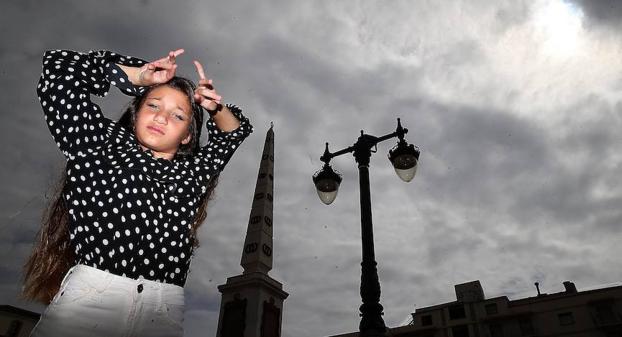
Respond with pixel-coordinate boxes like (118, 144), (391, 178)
(388, 139), (419, 182)
(312, 158), (342, 205)
(312, 118), (420, 337)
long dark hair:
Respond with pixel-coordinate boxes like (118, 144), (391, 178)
(22, 77), (216, 304)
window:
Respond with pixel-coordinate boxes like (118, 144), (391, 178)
(421, 314), (433, 326)
(518, 317), (534, 336)
(485, 303), (498, 315)
(489, 323), (504, 337)
(7, 320), (23, 337)
(558, 312), (575, 326)
(449, 304), (466, 320)
(595, 303), (616, 324)
(452, 325), (469, 337)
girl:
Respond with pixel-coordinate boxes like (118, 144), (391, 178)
(22, 48), (252, 336)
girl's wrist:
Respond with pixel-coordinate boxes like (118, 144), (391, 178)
(206, 103), (222, 116)
(116, 64), (144, 86)
(137, 67), (148, 86)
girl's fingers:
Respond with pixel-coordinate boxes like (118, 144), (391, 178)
(196, 87), (222, 101)
(198, 79), (214, 90)
(195, 95), (220, 107)
(153, 49), (184, 65)
(193, 91), (218, 109)
(168, 51), (178, 64)
(154, 55), (170, 64)
(193, 60), (206, 80)
(194, 88), (221, 110)
(152, 61), (175, 70)
(197, 96), (221, 105)
(201, 100), (218, 110)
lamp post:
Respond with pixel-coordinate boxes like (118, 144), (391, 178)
(313, 118), (420, 337)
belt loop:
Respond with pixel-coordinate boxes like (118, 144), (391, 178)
(59, 264), (79, 289)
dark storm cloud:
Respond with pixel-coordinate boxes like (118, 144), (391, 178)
(570, 0), (622, 29)
(509, 95), (622, 229)
(390, 99), (551, 213)
(384, 92), (622, 235)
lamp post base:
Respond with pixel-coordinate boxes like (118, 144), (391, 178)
(359, 306), (387, 337)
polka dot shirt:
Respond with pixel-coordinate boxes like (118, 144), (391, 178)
(36, 49), (253, 287)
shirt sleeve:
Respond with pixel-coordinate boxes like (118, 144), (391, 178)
(36, 49), (147, 159)
(193, 104), (253, 186)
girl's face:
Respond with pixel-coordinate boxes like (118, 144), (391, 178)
(134, 86), (193, 160)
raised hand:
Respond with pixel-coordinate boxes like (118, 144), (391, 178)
(193, 60), (222, 112)
(137, 49), (185, 86)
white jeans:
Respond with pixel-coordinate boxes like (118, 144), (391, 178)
(30, 264), (185, 337)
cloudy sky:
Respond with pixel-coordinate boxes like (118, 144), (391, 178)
(1, 0), (621, 336)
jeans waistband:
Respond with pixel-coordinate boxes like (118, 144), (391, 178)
(64, 264), (184, 293)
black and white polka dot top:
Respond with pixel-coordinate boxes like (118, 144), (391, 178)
(36, 49), (252, 287)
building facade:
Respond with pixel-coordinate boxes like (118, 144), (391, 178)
(331, 280), (622, 337)
(0, 305), (40, 337)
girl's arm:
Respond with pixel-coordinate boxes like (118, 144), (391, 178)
(188, 61), (253, 191)
(191, 104), (253, 194)
(209, 104), (241, 132)
(192, 60), (241, 132)
(116, 49), (184, 87)
(37, 50), (147, 158)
